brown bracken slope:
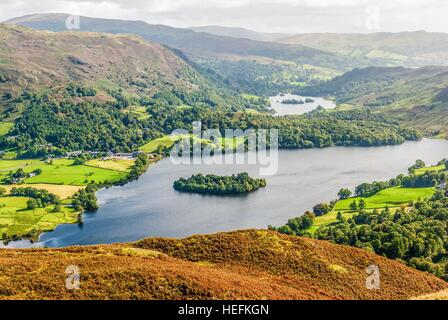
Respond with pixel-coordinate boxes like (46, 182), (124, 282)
(0, 23), (205, 103)
(0, 230), (446, 300)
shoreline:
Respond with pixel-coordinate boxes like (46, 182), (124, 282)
(0, 154), (162, 247)
(2, 137), (444, 249)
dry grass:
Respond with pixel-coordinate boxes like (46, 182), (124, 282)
(412, 290), (448, 300)
(0, 230), (446, 300)
(85, 159), (135, 172)
(1, 184), (83, 199)
(135, 230), (448, 300)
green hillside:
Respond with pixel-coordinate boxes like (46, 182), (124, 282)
(278, 31), (448, 67)
(5, 14), (374, 95)
(299, 66), (448, 136)
(6, 14), (366, 71)
(188, 25), (288, 42)
(0, 23), (263, 116)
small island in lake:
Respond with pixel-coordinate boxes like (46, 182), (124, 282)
(281, 99), (304, 104)
(173, 173), (267, 195)
(281, 97), (315, 105)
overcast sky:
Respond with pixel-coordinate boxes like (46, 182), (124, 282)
(1, 0), (448, 34)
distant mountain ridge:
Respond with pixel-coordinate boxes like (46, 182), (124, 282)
(4, 13), (371, 71)
(8, 14), (448, 69)
(188, 25), (288, 42)
(276, 31), (448, 67)
(187, 26), (448, 68)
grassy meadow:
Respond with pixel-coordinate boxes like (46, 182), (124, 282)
(240, 93), (261, 101)
(0, 158), (129, 186)
(85, 158), (135, 172)
(308, 211), (355, 233)
(139, 135), (182, 153)
(334, 186), (435, 211)
(123, 106), (150, 120)
(310, 185), (436, 234)
(0, 122), (13, 136)
(139, 134), (246, 153)
(0, 196), (80, 240)
(0, 157), (136, 241)
(414, 164), (445, 175)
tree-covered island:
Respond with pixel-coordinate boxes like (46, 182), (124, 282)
(173, 173), (267, 195)
(280, 97), (315, 105)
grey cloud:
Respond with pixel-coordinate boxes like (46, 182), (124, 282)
(0, 0), (447, 33)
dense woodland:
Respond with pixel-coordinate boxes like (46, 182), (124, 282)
(0, 87), (420, 158)
(297, 67), (403, 104)
(173, 173), (267, 195)
(71, 184), (98, 212)
(196, 59), (324, 96)
(296, 66), (448, 137)
(148, 105), (420, 149)
(314, 195), (448, 279)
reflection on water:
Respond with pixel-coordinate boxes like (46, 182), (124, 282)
(3, 138), (448, 248)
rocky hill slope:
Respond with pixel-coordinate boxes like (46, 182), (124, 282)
(0, 23), (208, 103)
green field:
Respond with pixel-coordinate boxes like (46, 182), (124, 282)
(334, 187), (435, 211)
(220, 137), (246, 149)
(0, 122), (13, 136)
(290, 81), (306, 87)
(243, 108), (262, 115)
(0, 159), (42, 172)
(0, 158), (128, 186)
(309, 186), (436, 234)
(177, 104), (193, 110)
(139, 135), (184, 153)
(25, 161), (127, 186)
(139, 134), (246, 153)
(0, 157), (137, 240)
(414, 164), (445, 175)
(85, 159), (135, 172)
(308, 211), (355, 233)
(0, 196), (80, 240)
(123, 106), (150, 120)
(240, 93), (261, 101)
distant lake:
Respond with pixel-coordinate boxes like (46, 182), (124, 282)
(3, 138), (448, 249)
(269, 94), (336, 115)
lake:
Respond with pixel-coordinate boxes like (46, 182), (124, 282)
(3, 138), (448, 248)
(269, 94), (336, 115)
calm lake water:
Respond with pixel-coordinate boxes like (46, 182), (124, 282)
(269, 94), (336, 115)
(3, 138), (448, 248)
